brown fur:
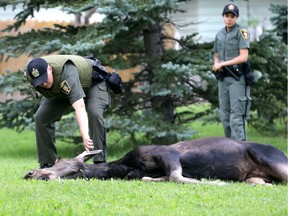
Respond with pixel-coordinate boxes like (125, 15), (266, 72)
(24, 137), (288, 185)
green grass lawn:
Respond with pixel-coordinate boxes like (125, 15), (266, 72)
(0, 122), (287, 216)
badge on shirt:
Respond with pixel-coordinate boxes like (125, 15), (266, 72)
(60, 80), (71, 94)
(240, 29), (249, 40)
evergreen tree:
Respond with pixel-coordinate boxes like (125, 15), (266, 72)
(0, 0), (286, 147)
(0, 0), (200, 145)
(269, 4), (287, 44)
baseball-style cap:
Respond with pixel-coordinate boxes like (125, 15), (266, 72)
(27, 58), (48, 87)
(222, 4), (239, 17)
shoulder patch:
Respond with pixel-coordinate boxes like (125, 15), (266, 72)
(240, 29), (249, 40)
(60, 80), (71, 94)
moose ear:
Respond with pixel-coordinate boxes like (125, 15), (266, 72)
(76, 150), (102, 162)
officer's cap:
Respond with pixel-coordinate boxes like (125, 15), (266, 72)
(27, 58), (48, 87)
(222, 4), (239, 17)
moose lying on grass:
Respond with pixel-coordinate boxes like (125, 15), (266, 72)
(24, 137), (288, 186)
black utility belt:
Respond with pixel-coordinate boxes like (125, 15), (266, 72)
(214, 62), (256, 86)
(222, 69), (242, 78)
(222, 65), (243, 79)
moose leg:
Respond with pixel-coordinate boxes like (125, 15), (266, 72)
(245, 177), (272, 186)
(155, 151), (227, 186)
(169, 170), (227, 185)
(248, 143), (288, 182)
(169, 169), (200, 184)
(141, 176), (168, 182)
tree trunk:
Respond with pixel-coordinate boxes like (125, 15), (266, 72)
(143, 24), (176, 144)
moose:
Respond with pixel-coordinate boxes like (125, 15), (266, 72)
(24, 137), (288, 185)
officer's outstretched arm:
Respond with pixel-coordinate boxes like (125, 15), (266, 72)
(72, 98), (94, 151)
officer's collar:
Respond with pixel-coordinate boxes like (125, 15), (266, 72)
(226, 23), (238, 32)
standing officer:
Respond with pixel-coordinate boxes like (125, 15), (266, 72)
(212, 4), (251, 141)
(25, 55), (111, 168)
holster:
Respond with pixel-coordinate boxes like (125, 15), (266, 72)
(242, 61), (256, 86)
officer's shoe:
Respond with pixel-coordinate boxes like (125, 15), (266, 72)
(39, 163), (54, 169)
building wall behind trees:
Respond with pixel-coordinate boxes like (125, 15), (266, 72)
(0, 20), (68, 74)
(1, 0), (286, 75)
(173, 0), (287, 42)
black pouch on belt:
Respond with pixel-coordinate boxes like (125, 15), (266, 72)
(85, 56), (123, 94)
(107, 72), (123, 94)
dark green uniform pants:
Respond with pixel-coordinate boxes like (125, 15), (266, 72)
(218, 75), (251, 141)
(34, 81), (110, 164)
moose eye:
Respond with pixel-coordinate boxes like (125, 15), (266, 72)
(28, 171), (34, 176)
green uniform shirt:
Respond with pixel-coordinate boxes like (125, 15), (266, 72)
(34, 55), (93, 104)
(213, 23), (250, 61)
(36, 62), (86, 104)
